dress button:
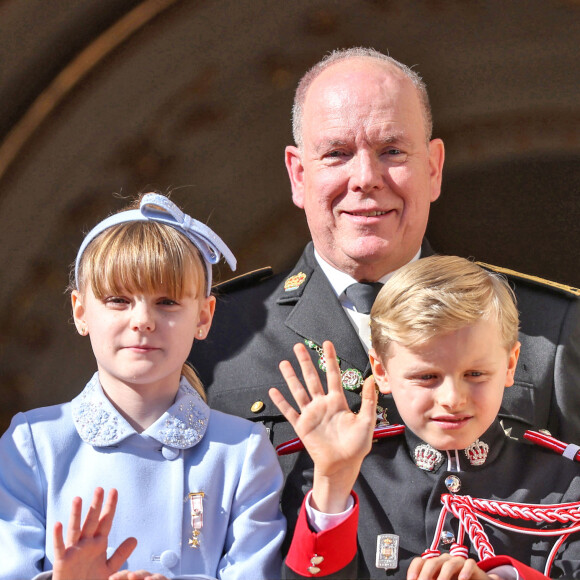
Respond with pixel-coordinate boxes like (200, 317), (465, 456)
(160, 550), (179, 568)
(251, 401), (265, 413)
(162, 446), (180, 460)
(445, 475), (461, 493)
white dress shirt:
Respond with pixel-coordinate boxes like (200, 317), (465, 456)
(314, 249), (421, 351)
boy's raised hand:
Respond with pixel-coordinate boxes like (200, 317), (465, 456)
(269, 341), (377, 513)
(52, 487), (137, 580)
(407, 555), (500, 580)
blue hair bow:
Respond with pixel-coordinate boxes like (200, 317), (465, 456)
(75, 193), (237, 295)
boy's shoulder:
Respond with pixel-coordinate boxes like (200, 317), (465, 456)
(477, 262), (580, 299)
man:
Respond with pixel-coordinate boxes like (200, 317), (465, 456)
(190, 47), (580, 536)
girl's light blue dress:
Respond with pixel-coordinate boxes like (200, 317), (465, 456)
(0, 374), (285, 579)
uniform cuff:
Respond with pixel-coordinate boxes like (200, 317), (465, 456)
(304, 490), (355, 532)
(286, 492), (358, 577)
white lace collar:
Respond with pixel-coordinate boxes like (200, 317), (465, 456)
(71, 373), (210, 448)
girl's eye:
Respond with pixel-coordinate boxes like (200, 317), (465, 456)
(106, 297), (128, 304)
(158, 298), (178, 306)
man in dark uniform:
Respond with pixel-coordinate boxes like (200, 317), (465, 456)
(189, 47), (580, 544)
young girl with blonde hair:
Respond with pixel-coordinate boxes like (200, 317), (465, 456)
(0, 193), (285, 580)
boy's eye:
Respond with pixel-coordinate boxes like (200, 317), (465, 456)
(409, 374), (438, 383)
(466, 371), (484, 378)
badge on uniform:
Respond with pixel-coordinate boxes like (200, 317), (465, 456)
(284, 272), (307, 291)
(376, 533), (399, 569)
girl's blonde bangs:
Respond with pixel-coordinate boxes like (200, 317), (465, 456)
(78, 222), (205, 299)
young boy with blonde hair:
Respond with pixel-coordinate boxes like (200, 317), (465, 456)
(270, 255), (580, 579)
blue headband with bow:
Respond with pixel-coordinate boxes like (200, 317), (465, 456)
(75, 193), (236, 296)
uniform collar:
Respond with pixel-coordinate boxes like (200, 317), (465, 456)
(71, 373), (210, 448)
(404, 420), (507, 473)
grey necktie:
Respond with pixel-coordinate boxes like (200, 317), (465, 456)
(344, 282), (383, 314)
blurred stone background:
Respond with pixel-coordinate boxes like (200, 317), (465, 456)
(0, 0), (579, 431)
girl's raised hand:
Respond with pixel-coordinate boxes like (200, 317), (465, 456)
(53, 487), (137, 580)
(269, 341), (377, 513)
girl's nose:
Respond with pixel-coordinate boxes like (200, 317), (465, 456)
(131, 302), (155, 332)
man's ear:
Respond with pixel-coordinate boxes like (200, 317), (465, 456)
(505, 341), (521, 388)
(285, 145), (305, 209)
(428, 138), (445, 203)
(369, 348), (391, 394)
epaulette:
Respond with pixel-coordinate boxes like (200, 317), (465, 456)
(211, 266), (274, 294)
(477, 262), (580, 297)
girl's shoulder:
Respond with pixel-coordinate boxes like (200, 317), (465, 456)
(203, 409), (275, 458)
(6, 400), (73, 433)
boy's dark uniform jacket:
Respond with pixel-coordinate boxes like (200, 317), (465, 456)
(283, 420), (580, 578)
(189, 240), (580, 555)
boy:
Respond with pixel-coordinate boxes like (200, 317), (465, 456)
(270, 256), (580, 579)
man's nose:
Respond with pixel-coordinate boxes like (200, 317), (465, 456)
(131, 302), (155, 332)
(350, 151), (383, 193)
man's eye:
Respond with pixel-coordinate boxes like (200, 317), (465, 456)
(328, 150), (343, 158)
(387, 148), (403, 155)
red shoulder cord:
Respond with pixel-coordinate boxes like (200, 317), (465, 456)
(275, 423), (405, 456)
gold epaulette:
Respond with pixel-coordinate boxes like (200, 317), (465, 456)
(477, 262), (580, 297)
(211, 266), (274, 294)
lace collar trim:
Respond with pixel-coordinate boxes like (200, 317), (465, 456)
(71, 373), (210, 448)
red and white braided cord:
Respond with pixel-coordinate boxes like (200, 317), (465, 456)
(436, 494), (580, 576)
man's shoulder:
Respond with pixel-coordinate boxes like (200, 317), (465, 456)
(477, 261), (580, 300)
(212, 266), (279, 294)
(211, 244), (318, 302)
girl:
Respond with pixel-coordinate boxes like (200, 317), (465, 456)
(0, 193), (285, 580)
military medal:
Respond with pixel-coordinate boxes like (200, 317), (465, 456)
(188, 492), (205, 548)
(340, 368), (363, 391)
(304, 340), (364, 391)
(376, 533), (399, 570)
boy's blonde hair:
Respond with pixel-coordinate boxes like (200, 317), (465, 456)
(73, 208), (207, 400)
(370, 255), (519, 356)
